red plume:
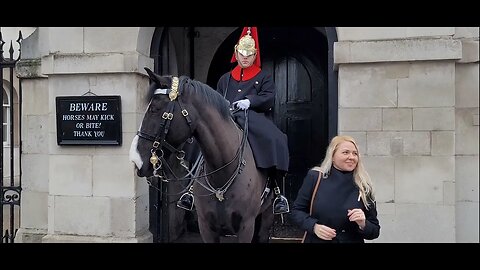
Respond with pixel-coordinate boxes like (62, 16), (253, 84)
(230, 26), (261, 68)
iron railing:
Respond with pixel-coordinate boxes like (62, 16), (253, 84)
(0, 27), (23, 243)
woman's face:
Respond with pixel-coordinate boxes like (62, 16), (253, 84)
(332, 141), (358, 172)
(235, 50), (256, 68)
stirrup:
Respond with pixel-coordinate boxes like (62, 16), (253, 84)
(273, 195), (290, 215)
(177, 192), (194, 211)
(273, 187), (290, 215)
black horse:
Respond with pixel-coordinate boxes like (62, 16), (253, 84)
(129, 68), (273, 242)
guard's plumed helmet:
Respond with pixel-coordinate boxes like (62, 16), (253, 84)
(231, 26), (261, 67)
(236, 28), (256, 56)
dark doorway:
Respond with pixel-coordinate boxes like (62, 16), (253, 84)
(209, 28), (330, 238)
(208, 27), (329, 206)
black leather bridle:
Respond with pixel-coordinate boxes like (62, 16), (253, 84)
(136, 76), (194, 180)
(136, 76), (249, 201)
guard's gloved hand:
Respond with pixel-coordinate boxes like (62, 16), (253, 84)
(233, 99), (250, 110)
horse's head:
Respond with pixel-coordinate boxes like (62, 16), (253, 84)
(129, 68), (197, 177)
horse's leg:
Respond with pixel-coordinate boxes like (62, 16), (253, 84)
(251, 170), (274, 243)
(236, 218), (256, 243)
(197, 217), (221, 243)
(252, 202), (274, 243)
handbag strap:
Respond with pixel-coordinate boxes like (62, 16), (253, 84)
(302, 167), (323, 243)
(309, 169), (322, 215)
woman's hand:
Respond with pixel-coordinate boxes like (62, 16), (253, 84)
(313, 223), (336, 240)
(347, 209), (366, 229)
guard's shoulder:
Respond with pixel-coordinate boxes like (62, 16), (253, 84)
(217, 73), (230, 87)
(259, 69), (271, 78)
(219, 72), (230, 80)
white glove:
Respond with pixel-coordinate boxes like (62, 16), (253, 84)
(233, 99), (250, 110)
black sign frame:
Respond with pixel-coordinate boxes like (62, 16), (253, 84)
(56, 95), (122, 145)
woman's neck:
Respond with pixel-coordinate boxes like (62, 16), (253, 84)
(331, 165), (354, 175)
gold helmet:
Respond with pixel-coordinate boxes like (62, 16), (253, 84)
(235, 28), (256, 57)
(230, 27), (261, 67)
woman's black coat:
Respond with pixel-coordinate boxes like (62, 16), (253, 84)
(290, 168), (380, 243)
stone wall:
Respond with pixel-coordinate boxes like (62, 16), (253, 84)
(335, 27), (478, 242)
(453, 27), (479, 243)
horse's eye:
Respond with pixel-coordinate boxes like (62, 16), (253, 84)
(149, 96), (167, 113)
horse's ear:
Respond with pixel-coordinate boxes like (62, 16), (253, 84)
(144, 67), (160, 84)
(144, 67), (171, 88)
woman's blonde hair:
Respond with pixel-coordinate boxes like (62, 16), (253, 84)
(317, 135), (375, 209)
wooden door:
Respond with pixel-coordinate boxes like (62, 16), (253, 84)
(261, 28), (328, 205)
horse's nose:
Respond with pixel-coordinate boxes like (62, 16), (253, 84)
(129, 135), (144, 170)
(136, 168), (145, 177)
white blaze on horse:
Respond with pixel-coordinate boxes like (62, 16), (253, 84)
(129, 68), (273, 243)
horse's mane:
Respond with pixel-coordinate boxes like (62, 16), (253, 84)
(185, 77), (231, 120)
(146, 75), (231, 120)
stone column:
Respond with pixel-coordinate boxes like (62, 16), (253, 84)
(16, 27), (153, 242)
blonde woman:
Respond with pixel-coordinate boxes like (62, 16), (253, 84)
(290, 135), (380, 243)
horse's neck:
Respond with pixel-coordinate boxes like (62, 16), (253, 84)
(194, 108), (241, 174)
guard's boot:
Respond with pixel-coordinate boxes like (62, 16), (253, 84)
(273, 186), (290, 215)
(177, 187), (194, 211)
